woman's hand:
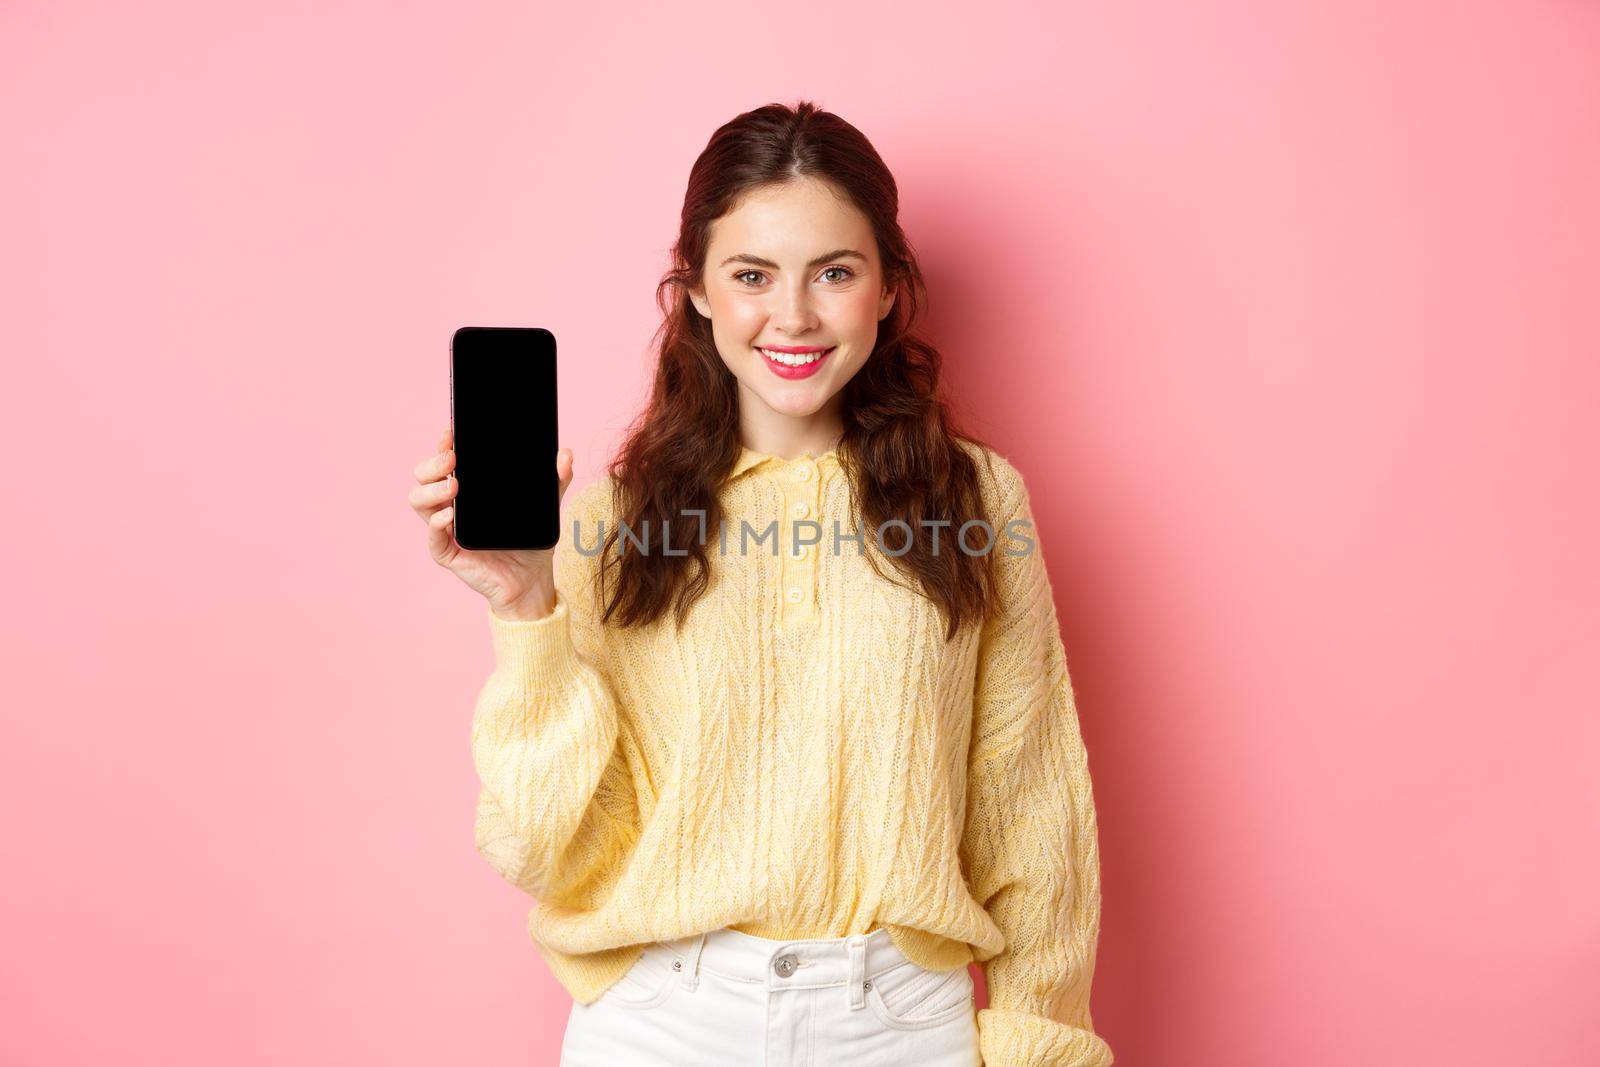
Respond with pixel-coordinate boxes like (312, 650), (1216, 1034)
(410, 425), (575, 621)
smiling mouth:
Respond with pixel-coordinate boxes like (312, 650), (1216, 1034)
(756, 346), (835, 367)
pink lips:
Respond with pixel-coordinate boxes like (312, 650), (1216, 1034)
(756, 344), (835, 380)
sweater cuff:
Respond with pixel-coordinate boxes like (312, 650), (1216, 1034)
(977, 1008), (1114, 1067)
(485, 592), (582, 690)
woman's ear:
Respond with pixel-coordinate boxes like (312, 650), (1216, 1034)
(878, 281), (896, 321)
(688, 284), (712, 320)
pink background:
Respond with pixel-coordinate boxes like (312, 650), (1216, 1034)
(4, 2), (1598, 1064)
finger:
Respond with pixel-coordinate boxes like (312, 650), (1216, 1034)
(413, 445), (455, 484)
(556, 447), (574, 496)
(409, 476), (457, 511)
(426, 506), (457, 565)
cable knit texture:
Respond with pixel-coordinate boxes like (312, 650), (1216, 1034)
(470, 439), (1113, 1066)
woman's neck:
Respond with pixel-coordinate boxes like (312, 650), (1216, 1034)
(739, 427), (843, 460)
(738, 407), (845, 461)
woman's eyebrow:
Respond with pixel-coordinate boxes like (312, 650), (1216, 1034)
(718, 248), (868, 270)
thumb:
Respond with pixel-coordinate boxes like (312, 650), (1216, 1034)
(556, 447), (575, 499)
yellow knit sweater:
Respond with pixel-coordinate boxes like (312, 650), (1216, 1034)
(470, 439), (1113, 1066)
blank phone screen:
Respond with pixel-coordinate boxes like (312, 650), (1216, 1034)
(449, 326), (560, 551)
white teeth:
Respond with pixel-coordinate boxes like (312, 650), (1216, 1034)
(759, 347), (830, 366)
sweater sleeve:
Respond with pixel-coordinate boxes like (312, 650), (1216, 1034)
(962, 463), (1114, 1067)
(469, 481), (642, 907)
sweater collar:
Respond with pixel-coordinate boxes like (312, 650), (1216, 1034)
(725, 445), (841, 484)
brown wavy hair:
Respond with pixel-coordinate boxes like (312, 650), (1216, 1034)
(592, 99), (1001, 641)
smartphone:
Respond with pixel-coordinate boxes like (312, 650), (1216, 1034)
(449, 326), (560, 551)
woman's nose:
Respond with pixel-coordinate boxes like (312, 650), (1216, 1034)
(775, 289), (819, 333)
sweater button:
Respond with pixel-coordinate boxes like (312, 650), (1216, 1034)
(794, 463), (813, 481)
(785, 587), (803, 604)
(774, 953), (798, 977)
(790, 500), (809, 518)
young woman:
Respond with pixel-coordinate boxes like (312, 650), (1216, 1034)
(410, 101), (1114, 1067)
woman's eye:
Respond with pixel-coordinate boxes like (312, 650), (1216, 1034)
(732, 266), (856, 287)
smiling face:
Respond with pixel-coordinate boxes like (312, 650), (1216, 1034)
(689, 177), (896, 447)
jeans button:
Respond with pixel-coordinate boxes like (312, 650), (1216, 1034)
(774, 953), (798, 977)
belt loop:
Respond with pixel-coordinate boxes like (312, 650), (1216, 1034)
(847, 934), (866, 1010)
(681, 931), (707, 991)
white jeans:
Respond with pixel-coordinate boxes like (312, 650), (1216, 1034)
(559, 926), (981, 1067)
